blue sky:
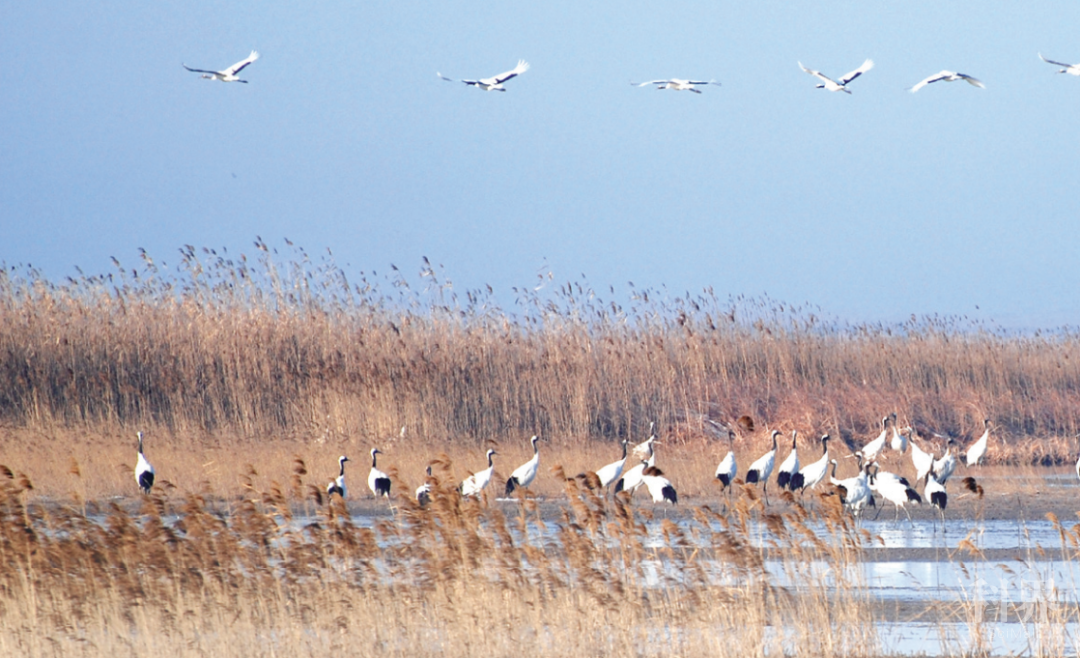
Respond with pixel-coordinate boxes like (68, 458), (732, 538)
(2, 2), (1079, 327)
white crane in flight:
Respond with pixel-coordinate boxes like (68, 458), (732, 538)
(909, 70), (985, 92)
(631, 78), (720, 93)
(1039, 53), (1080, 76)
(438, 60), (529, 91)
(798, 59), (873, 94)
(183, 51), (260, 83)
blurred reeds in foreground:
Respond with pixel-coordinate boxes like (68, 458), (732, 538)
(0, 464), (882, 657)
(2, 242), (1080, 466)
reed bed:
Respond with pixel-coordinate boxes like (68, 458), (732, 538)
(2, 243), (1080, 469)
(0, 460), (886, 658)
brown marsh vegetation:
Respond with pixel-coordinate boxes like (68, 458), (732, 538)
(1, 242), (1080, 474)
(4, 244), (1080, 656)
(0, 459), (884, 658)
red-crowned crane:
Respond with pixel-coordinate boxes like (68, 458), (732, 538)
(746, 430), (780, 504)
(798, 59), (873, 93)
(1039, 53), (1080, 76)
(368, 448), (390, 498)
(462, 449), (497, 498)
(506, 435), (541, 496)
(183, 51), (259, 83)
(910, 70), (985, 92)
(776, 430), (800, 491)
(134, 431), (155, 494)
(631, 78), (720, 93)
(965, 419), (991, 467)
(438, 60), (528, 91)
(327, 455), (349, 499)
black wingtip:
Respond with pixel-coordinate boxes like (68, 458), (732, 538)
(662, 486), (677, 504)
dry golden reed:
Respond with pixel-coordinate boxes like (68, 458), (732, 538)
(1, 242), (1079, 468)
(0, 463), (882, 658)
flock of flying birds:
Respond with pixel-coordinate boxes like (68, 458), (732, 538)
(129, 414), (1015, 530)
(183, 51), (1080, 93)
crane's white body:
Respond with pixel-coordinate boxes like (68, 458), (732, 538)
(596, 440), (629, 488)
(134, 431), (155, 494)
(183, 51), (260, 82)
(746, 430), (779, 485)
(1039, 53), (1080, 76)
(327, 455), (349, 499)
(746, 432), (779, 482)
(368, 448), (390, 498)
(746, 430), (780, 503)
(438, 60), (529, 91)
(631, 433), (658, 462)
(910, 70), (985, 92)
(965, 420), (990, 467)
(776, 431), (800, 491)
(925, 472), (948, 528)
(859, 416), (891, 464)
(798, 59), (873, 93)
(715, 431), (737, 489)
(632, 78), (720, 93)
(932, 440), (958, 484)
(616, 453), (656, 496)
(909, 431), (935, 484)
(415, 466), (432, 507)
(870, 468), (921, 522)
(462, 449), (497, 498)
(798, 435), (831, 491)
(506, 435), (541, 495)
(830, 460), (873, 516)
(641, 466), (677, 504)
(890, 424), (909, 454)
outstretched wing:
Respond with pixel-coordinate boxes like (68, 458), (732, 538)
(631, 80), (669, 87)
(840, 59), (873, 85)
(909, 71), (948, 93)
(182, 64), (219, 75)
(1039, 53), (1073, 68)
(957, 72), (985, 88)
(437, 72), (456, 82)
(493, 59), (529, 84)
(686, 80), (720, 86)
(225, 50), (259, 76)
(798, 62), (837, 87)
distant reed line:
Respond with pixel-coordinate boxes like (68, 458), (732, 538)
(2, 242), (1079, 458)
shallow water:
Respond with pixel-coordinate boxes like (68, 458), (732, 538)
(101, 505), (1080, 656)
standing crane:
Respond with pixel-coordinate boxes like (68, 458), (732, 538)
(327, 456), (349, 499)
(797, 435), (832, 492)
(595, 439), (630, 490)
(368, 448), (391, 498)
(776, 430), (801, 491)
(506, 435), (542, 496)
(461, 449), (497, 498)
(965, 419), (991, 467)
(134, 431), (155, 495)
(715, 430), (738, 491)
(746, 430), (780, 504)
